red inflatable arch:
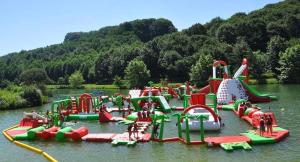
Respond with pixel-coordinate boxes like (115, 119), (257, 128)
(79, 93), (93, 113)
(141, 89), (161, 96)
(182, 104), (219, 122)
(213, 60), (227, 67)
(213, 60), (228, 79)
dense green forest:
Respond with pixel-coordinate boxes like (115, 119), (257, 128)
(1, 0), (300, 86)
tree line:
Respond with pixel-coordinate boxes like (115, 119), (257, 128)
(1, 0), (300, 88)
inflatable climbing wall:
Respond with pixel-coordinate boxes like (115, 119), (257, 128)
(217, 79), (248, 104)
(129, 90), (141, 98)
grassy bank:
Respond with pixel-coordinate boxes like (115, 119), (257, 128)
(249, 78), (279, 84)
(153, 83), (182, 87)
(46, 76), (279, 91)
(47, 83), (185, 90)
(83, 84), (119, 89)
(248, 72), (279, 85)
(46, 84), (119, 89)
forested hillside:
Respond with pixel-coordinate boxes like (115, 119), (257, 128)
(1, 0), (300, 85)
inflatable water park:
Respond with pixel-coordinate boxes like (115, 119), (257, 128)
(2, 58), (289, 161)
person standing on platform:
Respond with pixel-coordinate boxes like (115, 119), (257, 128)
(133, 122), (139, 139)
(128, 123), (133, 141)
(59, 113), (65, 128)
(153, 123), (159, 138)
(266, 115), (273, 135)
(259, 116), (265, 136)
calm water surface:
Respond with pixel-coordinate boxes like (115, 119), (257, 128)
(1, 85), (299, 162)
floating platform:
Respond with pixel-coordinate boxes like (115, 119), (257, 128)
(111, 139), (137, 146)
(112, 132), (152, 143)
(220, 142), (252, 151)
(6, 126), (31, 137)
(217, 104), (235, 111)
(66, 114), (99, 121)
(6, 126), (31, 140)
(205, 136), (250, 146)
(81, 132), (151, 144)
(241, 127), (289, 144)
(82, 133), (117, 142)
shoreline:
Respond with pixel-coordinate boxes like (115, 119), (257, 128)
(46, 80), (280, 90)
(46, 84), (120, 90)
(2, 80), (281, 111)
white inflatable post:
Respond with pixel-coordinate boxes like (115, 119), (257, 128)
(224, 66), (228, 76)
(148, 87), (152, 103)
(233, 64), (246, 79)
(89, 99), (93, 112)
(213, 67), (216, 78)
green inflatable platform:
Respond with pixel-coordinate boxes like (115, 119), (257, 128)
(13, 133), (29, 140)
(241, 130), (276, 144)
(66, 114), (99, 121)
(220, 142), (252, 151)
(111, 139), (137, 146)
(56, 127), (72, 141)
(27, 126), (45, 140)
(220, 104), (235, 111)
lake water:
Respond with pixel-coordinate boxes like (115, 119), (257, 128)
(1, 85), (299, 162)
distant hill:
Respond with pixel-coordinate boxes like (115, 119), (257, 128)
(1, 0), (300, 84)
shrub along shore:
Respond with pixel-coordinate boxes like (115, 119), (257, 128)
(0, 84), (49, 110)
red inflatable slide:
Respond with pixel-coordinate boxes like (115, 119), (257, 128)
(19, 118), (39, 128)
(98, 108), (124, 123)
(99, 110), (113, 123)
(168, 86), (179, 98)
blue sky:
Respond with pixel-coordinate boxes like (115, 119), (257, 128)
(0, 0), (280, 56)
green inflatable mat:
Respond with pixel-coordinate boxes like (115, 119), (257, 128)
(13, 133), (29, 140)
(273, 127), (286, 131)
(55, 127), (72, 141)
(241, 130), (276, 144)
(66, 114), (99, 121)
(220, 142), (252, 151)
(244, 108), (253, 115)
(111, 139), (137, 146)
(27, 126), (45, 140)
(220, 104), (235, 111)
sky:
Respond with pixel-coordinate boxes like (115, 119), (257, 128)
(0, 0), (281, 56)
